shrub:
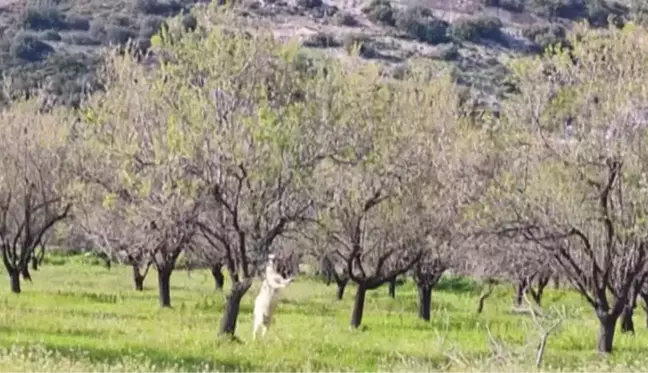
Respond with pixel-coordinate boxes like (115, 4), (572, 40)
(522, 24), (567, 51)
(39, 29), (62, 41)
(10, 32), (54, 61)
(135, 0), (184, 15)
(394, 6), (449, 44)
(343, 33), (377, 58)
(333, 12), (359, 26)
(303, 32), (341, 48)
(362, 0), (395, 26)
(482, 0), (524, 12)
(64, 15), (91, 30)
(181, 14), (197, 32)
(296, 0), (323, 9)
(61, 31), (101, 46)
(139, 16), (165, 38)
(430, 43), (460, 60)
(449, 16), (503, 42)
(106, 25), (137, 45)
(23, 5), (65, 30)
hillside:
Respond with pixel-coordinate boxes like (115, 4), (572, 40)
(0, 0), (643, 109)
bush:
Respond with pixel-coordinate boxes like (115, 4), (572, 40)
(482, 0), (524, 12)
(23, 5), (65, 30)
(64, 15), (91, 30)
(430, 43), (459, 60)
(10, 32), (54, 61)
(394, 6), (449, 44)
(296, 0), (323, 8)
(362, 0), (396, 26)
(522, 24), (567, 51)
(449, 16), (503, 42)
(106, 25), (137, 45)
(135, 0), (184, 15)
(181, 14), (198, 32)
(39, 29), (62, 41)
(333, 12), (359, 26)
(303, 32), (341, 48)
(343, 34), (377, 58)
(61, 31), (101, 46)
(139, 16), (165, 38)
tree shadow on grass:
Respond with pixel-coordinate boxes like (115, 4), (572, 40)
(435, 276), (480, 295)
(31, 341), (257, 371)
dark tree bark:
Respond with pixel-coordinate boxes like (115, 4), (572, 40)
(218, 279), (252, 336)
(552, 275), (560, 289)
(157, 267), (173, 307)
(133, 264), (145, 291)
(350, 284), (367, 328)
(388, 276), (397, 298)
(21, 265), (32, 282)
(31, 256), (38, 271)
(9, 270), (20, 294)
(336, 278), (348, 300)
(597, 313), (618, 353)
(514, 277), (528, 306)
(211, 264), (225, 291)
(528, 272), (551, 305)
(621, 286), (639, 334)
(417, 284), (432, 321)
(412, 261), (445, 321)
(476, 281), (495, 314)
(640, 291), (648, 328)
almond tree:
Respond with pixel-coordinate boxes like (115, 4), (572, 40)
(72, 43), (200, 307)
(0, 98), (73, 293)
(481, 23), (648, 353)
(315, 63), (465, 328)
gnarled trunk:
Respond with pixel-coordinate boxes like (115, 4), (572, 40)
(211, 264), (225, 291)
(9, 269), (21, 294)
(350, 284), (367, 328)
(157, 267), (173, 308)
(31, 256), (38, 271)
(336, 278), (348, 300)
(218, 279), (252, 336)
(597, 313), (618, 353)
(417, 284), (432, 321)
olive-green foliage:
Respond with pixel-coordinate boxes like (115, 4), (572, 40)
(342, 33), (378, 58)
(9, 32), (54, 61)
(394, 6), (449, 44)
(303, 32), (342, 48)
(362, 0), (396, 26)
(449, 16), (503, 42)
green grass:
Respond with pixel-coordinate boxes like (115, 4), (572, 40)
(0, 255), (647, 372)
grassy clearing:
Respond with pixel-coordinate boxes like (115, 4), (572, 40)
(0, 255), (647, 372)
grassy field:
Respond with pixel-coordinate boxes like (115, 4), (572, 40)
(0, 254), (648, 372)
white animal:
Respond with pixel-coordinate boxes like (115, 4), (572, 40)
(252, 254), (293, 340)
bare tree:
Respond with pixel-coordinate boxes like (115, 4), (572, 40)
(0, 98), (73, 293)
(481, 24), (648, 353)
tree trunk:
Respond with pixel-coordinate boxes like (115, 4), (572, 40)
(157, 268), (172, 308)
(218, 279), (252, 337)
(388, 277), (396, 298)
(31, 256), (38, 271)
(514, 278), (527, 306)
(133, 264), (145, 291)
(597, 314), (617, 353)
(417, 284), (432, 321)
(620, 305), (635, 334)
(211, 264), (225, 291)
(21, 265), (32, 282)
(552, 275), (559, 289)
(336, 278), (348, 300)
(640, 292), (648, 328)
(350, 284), (367, 328)
(9, 270), (21, 294)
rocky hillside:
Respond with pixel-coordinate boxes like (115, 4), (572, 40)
(0, 0), (643, 108)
